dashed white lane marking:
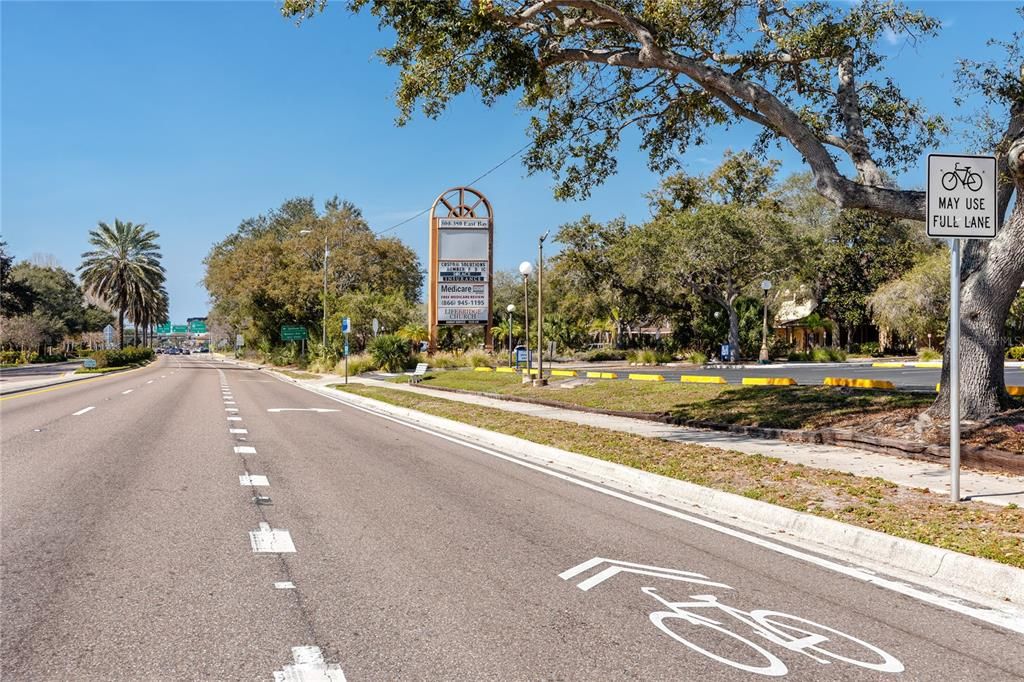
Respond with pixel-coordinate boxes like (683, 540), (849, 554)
(227, 416), (242, 421)
(161, 375), (166, 378)
(121, 389), (133, 394)
(249, 522), (295, 553)
(234, 445), (257, 454)
(146, 380), (154, 384)
(225, 408), (239, 413)
(72, 406), (95, 416)
(229, 428), (248, 434)
(240, 474), (269, 486)
(224, 401), (236, 405)
(272, 646), (345, 681)
(274, 581), (295, 589)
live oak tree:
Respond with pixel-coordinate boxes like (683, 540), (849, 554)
(283, 0), (1024, 419)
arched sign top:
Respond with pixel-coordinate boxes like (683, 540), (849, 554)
(430, 186), (493, 220)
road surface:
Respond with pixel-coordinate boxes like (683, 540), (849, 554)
(3, 355), (1022, 680)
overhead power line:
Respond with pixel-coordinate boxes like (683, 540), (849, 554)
(373, 140), (533, 236)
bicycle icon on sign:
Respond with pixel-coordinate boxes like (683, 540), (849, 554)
(941, 162), (984, 192)
(561, 557), (904, 677)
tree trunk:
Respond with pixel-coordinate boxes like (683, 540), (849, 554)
(727, 305), (740, 361)
(930, 193), (1024, 419)
(118, 309), (125, 350)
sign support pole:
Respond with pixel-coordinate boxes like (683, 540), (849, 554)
(949, 238), (961, 503)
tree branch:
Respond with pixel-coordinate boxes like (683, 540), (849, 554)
(836, 53), (886, 186)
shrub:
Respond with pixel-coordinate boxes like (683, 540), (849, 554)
(338, 352), (378, 376)
(859, 342), (882, 357)
(369, 334), (413, 372)
(918, 348), (942, 361)
(429, 351), (470, 368)
(627, 347), (672, 365)
(1007, 346), (1024, 360)
(810, 347), (846, 362)
(1, 350), (20, 364)
(685, 350), (708, 365)
(789, 347), (846, 362)
(466, 349), (495, 368)
(87, 346), (153, 368)
(579, 348), (627, 362)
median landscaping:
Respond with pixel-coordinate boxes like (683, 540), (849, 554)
(336, 384), (1024, 569)
(391, 370), (1024, 462)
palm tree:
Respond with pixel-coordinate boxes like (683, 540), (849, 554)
(79, 220), (165, 349)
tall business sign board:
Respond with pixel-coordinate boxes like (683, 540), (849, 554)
(428, 187), (493, 351)
(926, 153), (998, 504)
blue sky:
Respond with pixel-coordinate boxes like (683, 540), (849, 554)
(1, 1), (1018, 323)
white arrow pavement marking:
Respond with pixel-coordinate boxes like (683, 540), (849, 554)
(240, 474), (269, 486)
(230, 428), (248, 434)
(72, 406), (95, 416)
(266, 408), (340, 413)
(560, 557), (732, 592)
(272, 646), (345, 682)
(234, 446), (257, 454)
(249, 522), (295, 553)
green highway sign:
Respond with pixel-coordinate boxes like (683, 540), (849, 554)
(172, 325), (188, 334)
(189, 321), (208, 333)
(155, 323), (171, 334)
(281, 325), (308, 341)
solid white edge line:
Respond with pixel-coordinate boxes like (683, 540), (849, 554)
(72, 406), (95, 416)
(292, 381), (1024, 635)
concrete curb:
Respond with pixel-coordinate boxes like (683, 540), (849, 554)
(269, 370), (1024, 610)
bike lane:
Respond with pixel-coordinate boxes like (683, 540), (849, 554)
(224, 368), (1024, 680)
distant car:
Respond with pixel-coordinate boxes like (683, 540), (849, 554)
(155, 348), (164, 354)
(182, 349), (191, 355)
(166, 347), (180, 355)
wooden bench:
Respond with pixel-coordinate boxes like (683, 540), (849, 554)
(407, 362), (429, 384)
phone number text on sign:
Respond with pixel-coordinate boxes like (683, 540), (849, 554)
(439, 283), (489, 324)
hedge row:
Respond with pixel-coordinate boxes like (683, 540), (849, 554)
(87, 346), (155, 368)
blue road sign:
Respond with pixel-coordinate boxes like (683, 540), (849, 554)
(341, 317), (351, 334)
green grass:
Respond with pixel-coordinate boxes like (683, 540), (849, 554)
(405, 370), (933, 429)
(337, 384), (1024, 569)
(74, 364), (144, 374)
(276, 369), (320, 380)
(668, 385), (935, 430)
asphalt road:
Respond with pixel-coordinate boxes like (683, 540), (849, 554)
(0, 360), (83, 393)
(3, 355), (1023, 680)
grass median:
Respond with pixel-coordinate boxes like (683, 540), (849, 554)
(402, 370), (933, 429)
(338, 384), (1024, 568)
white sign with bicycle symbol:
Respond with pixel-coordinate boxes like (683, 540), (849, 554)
(561, 557), (904, 677)
(927, 153), (997, 239)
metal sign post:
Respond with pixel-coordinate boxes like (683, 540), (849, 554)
(341, 317), (351, 385)
(926, 153), (997, 503)
(949, 238), (961, 501)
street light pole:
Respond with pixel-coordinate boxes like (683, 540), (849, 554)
(759, 279), (772, 363)
(506, 304), (515, 368)
(518, 261), (533, 383)
(535, 231), (550, 387)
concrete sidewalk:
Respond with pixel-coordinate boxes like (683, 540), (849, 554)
(305, 372), (1024, 507)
